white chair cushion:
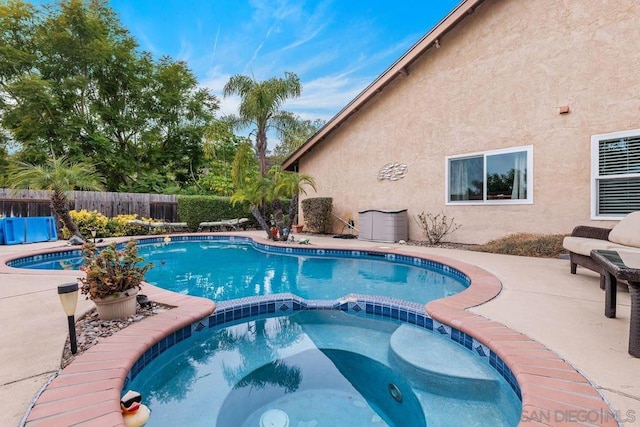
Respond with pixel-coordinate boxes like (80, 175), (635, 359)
(562, 236), (627, 256)
(608, 211), (640, 248)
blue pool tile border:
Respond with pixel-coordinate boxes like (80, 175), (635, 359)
(7, 248), (84, 268)
(123, 293), (522, 401)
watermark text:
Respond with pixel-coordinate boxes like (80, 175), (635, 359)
(521, 409), (636, 424)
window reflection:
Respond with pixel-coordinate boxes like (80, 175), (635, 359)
(448, 147), (530, 203)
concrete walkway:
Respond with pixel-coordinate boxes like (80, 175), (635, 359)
(0, 241), (95, 426)
(0, 233), (638, 426)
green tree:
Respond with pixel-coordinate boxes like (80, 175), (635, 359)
(195, 120), (249, 195)
(0, 0), (219, 192)
(139, 57), (218, 191)
(7, 155), (105, 239)
(223, 72), (301, 176)
(0, 0), (39, 138)
(0, 130), (10, 185)
(271, 116), (325, 164)
(231, 141), (260, 190)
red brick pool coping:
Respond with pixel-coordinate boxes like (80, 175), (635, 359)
(419, 252), (618, 427)
(12, 238), (618, 426)
(24, 285), (216, 426)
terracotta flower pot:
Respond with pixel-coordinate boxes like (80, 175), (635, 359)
(292, 224), (304, 233)
(93, 289), (138, 320)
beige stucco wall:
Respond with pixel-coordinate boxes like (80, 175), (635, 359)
(297, 0), (640, 244)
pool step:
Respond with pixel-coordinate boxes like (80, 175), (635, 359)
(388, 324), (500, 399)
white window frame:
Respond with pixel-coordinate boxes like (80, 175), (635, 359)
(591, 128), (640, 220)
(445, 145), (534, 205)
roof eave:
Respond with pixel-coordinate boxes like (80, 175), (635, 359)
(282, 0), (485, 171)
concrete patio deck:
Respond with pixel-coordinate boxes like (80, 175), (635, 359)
(0, 231), (638, 426)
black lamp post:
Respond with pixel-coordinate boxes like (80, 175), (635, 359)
(57, 283), (79, 354)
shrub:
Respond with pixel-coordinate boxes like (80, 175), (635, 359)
(474, 233), (567, 258)
(61, 210), (109, 240)
(301, 197), (333, 233)
(63, 211), (174, 239)
(178, 195), (252, 231)
(413, 211), (461, 244)
(107, 214), (143, 237)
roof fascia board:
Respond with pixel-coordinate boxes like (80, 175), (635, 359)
(283, 0), (484, 170)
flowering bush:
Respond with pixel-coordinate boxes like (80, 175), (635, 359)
(62, 211), (169, 238)
(79, 240), (153, 300)
(61, 209), (109, 239)
(108, 214), (143, 237)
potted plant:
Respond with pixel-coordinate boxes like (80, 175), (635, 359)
(290, 213), (304, 234)
(79, 240), (153, 320)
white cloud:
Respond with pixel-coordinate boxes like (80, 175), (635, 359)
(134, 30), (158, 55)
(200, 69), (229, 92)
(202, 65), (373, 124)
(177, 38), (193, 63)
(194, 0), (406, 125)
(279, 21), (326, 52)
(283, 76), (368, 120)
(250, 0), (302, 24)
(200, 71), (238, 116)
(219, 96), (242, 118)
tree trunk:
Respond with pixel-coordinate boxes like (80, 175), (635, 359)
(286, 193), (299, 231)
(256, 128), (268, 177)
(250, 204), (273, 240)
(50, 190), (84, 240)
(272, 198), (288, 240)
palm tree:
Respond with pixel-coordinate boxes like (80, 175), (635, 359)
(8, 156), (105, 240)
(271, 166), (316, 237)
(231, 165), (315, 242)
(223, 72), (301, 176)
(231, 175), (275, 238)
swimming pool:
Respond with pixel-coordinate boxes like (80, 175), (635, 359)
(10, 236), (522, 424)
(12, 236), (468, 305)
(128, 310), (521, 426)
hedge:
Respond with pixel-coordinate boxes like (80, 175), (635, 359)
(177, 195), (253, 231)
(301, 197), (333, 233)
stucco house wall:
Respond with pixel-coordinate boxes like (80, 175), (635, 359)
(289, 0), (640, 244)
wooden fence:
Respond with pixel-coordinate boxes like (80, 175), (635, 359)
(0, 189), (178, 221)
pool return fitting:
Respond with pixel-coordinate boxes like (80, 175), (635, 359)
(388, 383), (403, 403)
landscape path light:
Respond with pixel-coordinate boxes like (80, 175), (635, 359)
(57, 282), (79, 354)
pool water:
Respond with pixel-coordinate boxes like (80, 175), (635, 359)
(141, 241), (466, 303)
(128, 311), (521, 426)
(16, 239), (467, 304)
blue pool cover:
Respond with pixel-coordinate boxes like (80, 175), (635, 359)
(1, 216), (58, 245)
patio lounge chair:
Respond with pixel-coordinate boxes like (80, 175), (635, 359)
(562, 211), (640, 287)
(128, 219), (188, 233)
(198, 217), (249, 232)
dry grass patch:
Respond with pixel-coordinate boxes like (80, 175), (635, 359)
(473, 233), (568, 258)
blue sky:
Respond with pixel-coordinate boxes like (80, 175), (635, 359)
(109, 0), (462, 123)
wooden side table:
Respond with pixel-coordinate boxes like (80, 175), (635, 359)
(591, 249), (640, 357)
